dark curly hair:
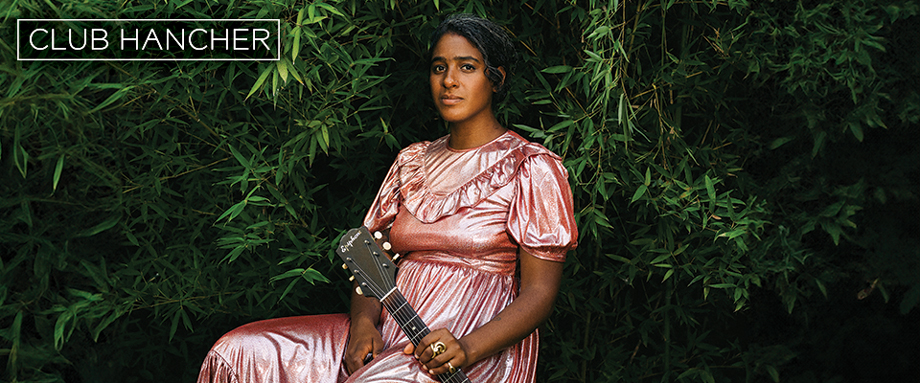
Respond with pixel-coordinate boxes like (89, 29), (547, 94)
(430, 14), (520, 102)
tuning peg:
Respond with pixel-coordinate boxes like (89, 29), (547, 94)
(382, 241), (392, 251)
(393, 253), (401, 261)
(374, 231), (383, 240)
(349, 275), (355, 282)
(342, 263), (348, 270)
(355, 286), (363, 295)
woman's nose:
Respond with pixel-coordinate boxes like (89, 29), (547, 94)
(443, 68), (458, 88)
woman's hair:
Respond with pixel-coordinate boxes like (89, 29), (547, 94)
(430, 14), (519, 102)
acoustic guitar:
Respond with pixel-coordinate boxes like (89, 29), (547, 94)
(336, 227), (473, 383)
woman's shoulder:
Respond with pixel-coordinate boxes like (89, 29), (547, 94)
(503, 130), (562, 160)
(393, 136), (444, 165)
(502, 131), (567, 179)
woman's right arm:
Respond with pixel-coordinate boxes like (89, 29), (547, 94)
(344, 229), (394, 374)
(344, 283), (384, 374)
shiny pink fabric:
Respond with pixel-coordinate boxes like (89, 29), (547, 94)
(197, 130), (578, 383)
(198, 314), (351, 383)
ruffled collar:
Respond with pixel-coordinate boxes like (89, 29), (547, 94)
(396, 130), (557, 223)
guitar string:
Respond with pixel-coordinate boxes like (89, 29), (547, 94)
(363, 276), (470, 382)
(353, 235), (430, 348)
(359, 240), (419, 335)
(350, 241), (469, 382)
(358, 238), (430, 346)
(383, 294), (469, 382)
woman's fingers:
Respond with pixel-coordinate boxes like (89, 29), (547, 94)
(343, 342), (368, 374)
(412, 329), (468, 375)
(345, 327), (384, 375)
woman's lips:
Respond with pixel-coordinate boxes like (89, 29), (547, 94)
(441, 95), (462, 105)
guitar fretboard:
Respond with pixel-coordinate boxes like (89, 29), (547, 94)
(381, 289), (472, 383)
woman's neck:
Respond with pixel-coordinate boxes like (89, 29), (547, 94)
(447, 117), (507, 150)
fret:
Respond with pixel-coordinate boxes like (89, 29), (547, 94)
(379, 289), (472, 382)
(409, 329), (427, 344)
(336, 228), (471, 382)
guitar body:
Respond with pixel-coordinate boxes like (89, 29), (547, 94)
(336, 227), (473, 383)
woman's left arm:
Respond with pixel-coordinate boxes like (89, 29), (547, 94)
(406, 247), (563, 374)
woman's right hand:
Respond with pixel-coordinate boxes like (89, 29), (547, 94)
(344, 228), (392, 375)
(344, 311), (384, 374)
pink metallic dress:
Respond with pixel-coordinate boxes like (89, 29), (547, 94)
(198, 130), (578, 383)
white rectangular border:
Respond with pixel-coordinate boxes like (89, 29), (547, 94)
(17, 19), (281, 61)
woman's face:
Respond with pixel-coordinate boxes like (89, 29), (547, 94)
(429, 32), (498, 126)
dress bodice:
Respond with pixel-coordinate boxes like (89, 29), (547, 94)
(363, 130), (578, 268)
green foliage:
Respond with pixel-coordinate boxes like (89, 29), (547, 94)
(1, 0), (917, 382)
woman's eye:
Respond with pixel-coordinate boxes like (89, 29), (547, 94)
(461, 64), (476, 71)
(432, 64), (446, 73)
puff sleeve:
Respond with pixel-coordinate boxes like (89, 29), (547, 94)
(506, 153), (578, 262)
(362, 142), (427, 232)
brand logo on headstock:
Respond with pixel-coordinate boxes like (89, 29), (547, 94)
(339, 230), (361, 254)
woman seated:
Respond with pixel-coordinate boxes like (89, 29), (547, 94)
(197, 13), (578, 383)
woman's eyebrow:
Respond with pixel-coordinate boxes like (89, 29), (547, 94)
(431, 56), (482, 63)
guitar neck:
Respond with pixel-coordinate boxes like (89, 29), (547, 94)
(380, 289), (472, 383)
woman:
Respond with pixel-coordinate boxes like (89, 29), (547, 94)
(198, 14), (577, 383)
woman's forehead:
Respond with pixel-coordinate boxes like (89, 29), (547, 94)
(431, 33), (483, 61)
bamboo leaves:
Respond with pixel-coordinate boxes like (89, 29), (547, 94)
(1, 1), (916, 382)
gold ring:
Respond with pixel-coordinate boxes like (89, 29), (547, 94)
(430, 341), (446, 357)
(447, 361), (457, 374)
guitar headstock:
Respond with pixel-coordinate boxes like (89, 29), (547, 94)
(335, 227), (397, 300)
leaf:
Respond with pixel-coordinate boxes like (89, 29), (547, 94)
(663, 269), (675, 281)
(631, 185), (648, 203)
(221, 244), (247, 263)
(587, 26), (611, 40)
(300, 268), (330, 284)
(53, 310), (72, 350)
(228, 144), (250, 168)
(811, 130), (826, 157)
(279, 279), (299, 302)
(17, 200), (32, 228)
(246, 66), (273, 100)
(277, 58), (289, 83)
(848, 121), (864, 142)
(75, 215), (121, 238)
(901, 284), (920, 314)
(651, 254), (670, 264)
(704, 175), (716, 202)
(270, 268), (305, 282)
(216, 200), (247, 223)
(13, 140), (29, 178)
(316, 2), (344, 17)
(548, 119), (574, 132)
(292, 27), (302, 62)
(768, 136), (795, 150)
(8, 311), (22, 369)
(320, 125), (330, 152)
(765, 365), (780, 382)
(701, 369), (716, 383)
(812, 278), (828, 298)
(168, 309), (181, 342)
(542, 65), (573, 74)
(86, 86), (134, 114)
(92, 309), (126, 342)
(53, 154), (65, 192)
